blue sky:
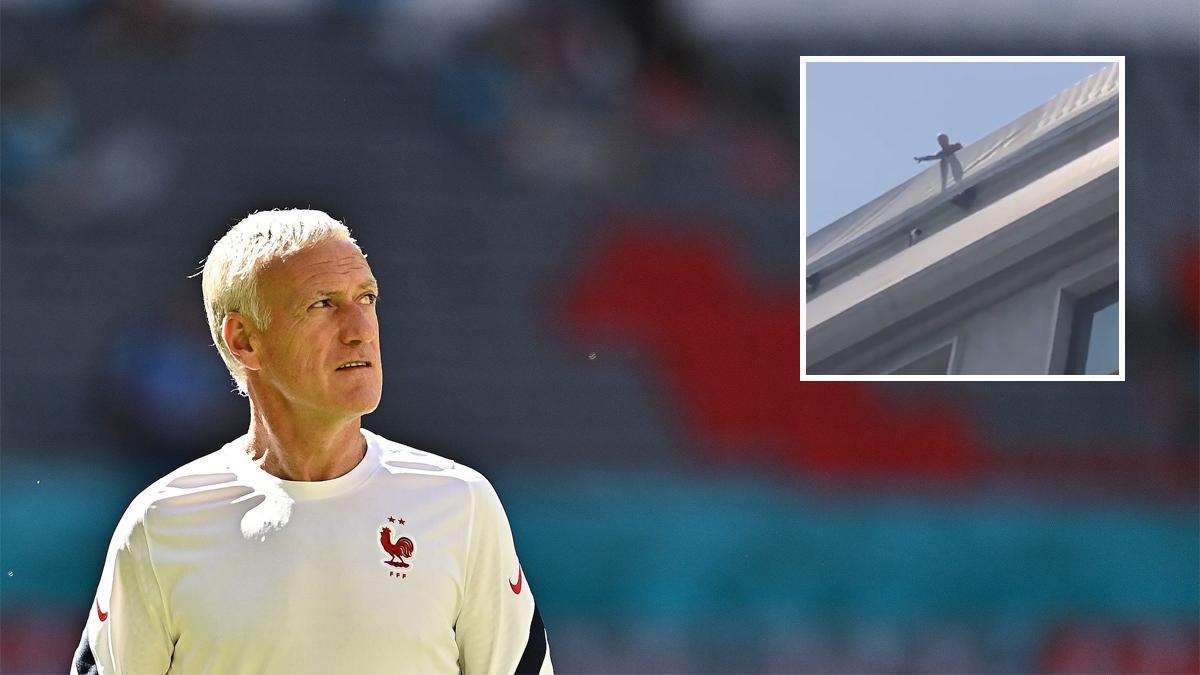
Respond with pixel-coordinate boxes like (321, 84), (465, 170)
(803, 60), (1112, 235)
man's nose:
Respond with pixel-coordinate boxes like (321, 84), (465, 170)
(339, 304), (377, 346)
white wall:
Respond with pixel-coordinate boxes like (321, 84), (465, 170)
(857, 237), (1118, 375)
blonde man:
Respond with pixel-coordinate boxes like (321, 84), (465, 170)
(75, 209), (551, 674)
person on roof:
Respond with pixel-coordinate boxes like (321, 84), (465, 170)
(914, 133), (963, 162)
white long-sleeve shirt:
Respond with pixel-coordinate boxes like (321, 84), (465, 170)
(73, 428), (551, 675)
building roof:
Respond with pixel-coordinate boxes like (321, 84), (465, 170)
(806, 62), (1120, 271)
(806, 135), (1119, 365)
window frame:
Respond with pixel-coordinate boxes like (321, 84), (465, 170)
(1064, 282), (1119, 375)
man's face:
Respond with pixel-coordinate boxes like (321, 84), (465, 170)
(250, 237), (383, 420)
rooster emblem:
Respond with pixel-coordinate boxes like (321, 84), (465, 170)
(379, 526), (414, 568)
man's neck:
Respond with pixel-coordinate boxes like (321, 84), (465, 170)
(244, 400), (367, 482)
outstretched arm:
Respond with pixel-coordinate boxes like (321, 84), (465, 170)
(916, 143), (963, 163)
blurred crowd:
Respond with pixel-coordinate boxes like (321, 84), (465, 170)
(2, 1), (1197, 673)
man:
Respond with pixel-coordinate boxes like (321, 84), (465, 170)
(914, 132), (963, 163)
(915, 132), (967, 194)
(74, 209), (551, 674)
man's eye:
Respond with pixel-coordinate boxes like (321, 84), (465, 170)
(360, 293), (378, 306)
(310, 299), (334, 309)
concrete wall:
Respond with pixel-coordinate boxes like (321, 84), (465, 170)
(853, 222), (1118, 375)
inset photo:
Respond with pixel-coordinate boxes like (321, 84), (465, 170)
(801, 56), (1123, 380)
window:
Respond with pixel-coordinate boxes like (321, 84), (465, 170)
(889, 342), (953, 375)
(1065, 283), (1118, 374)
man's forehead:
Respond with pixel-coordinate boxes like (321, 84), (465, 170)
(294, 255), (374, 286)
(263, 241), (376, 292)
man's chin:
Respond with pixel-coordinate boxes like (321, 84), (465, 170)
(342, 390), (382, 416)
(319, 384), (382, 420)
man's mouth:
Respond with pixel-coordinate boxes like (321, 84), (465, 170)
(336, 361), (372, 371)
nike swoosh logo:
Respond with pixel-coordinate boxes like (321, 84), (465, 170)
(95, 599), (108, 622)
(509, 565), (523, 595)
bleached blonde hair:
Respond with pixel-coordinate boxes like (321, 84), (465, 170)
(200, 209), (362, 395)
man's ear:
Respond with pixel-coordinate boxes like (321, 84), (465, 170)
(223, 312), (262, 372)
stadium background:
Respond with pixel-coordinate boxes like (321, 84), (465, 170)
(2, 1), (1197, 672)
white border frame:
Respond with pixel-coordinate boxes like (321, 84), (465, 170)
(800, 55), (1124, 382)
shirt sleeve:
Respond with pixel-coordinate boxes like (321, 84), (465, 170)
(455, 476), (552, 675)
(73, 502), (174, 674)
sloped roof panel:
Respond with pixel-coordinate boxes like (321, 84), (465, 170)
(807, 62), (1119, 268)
